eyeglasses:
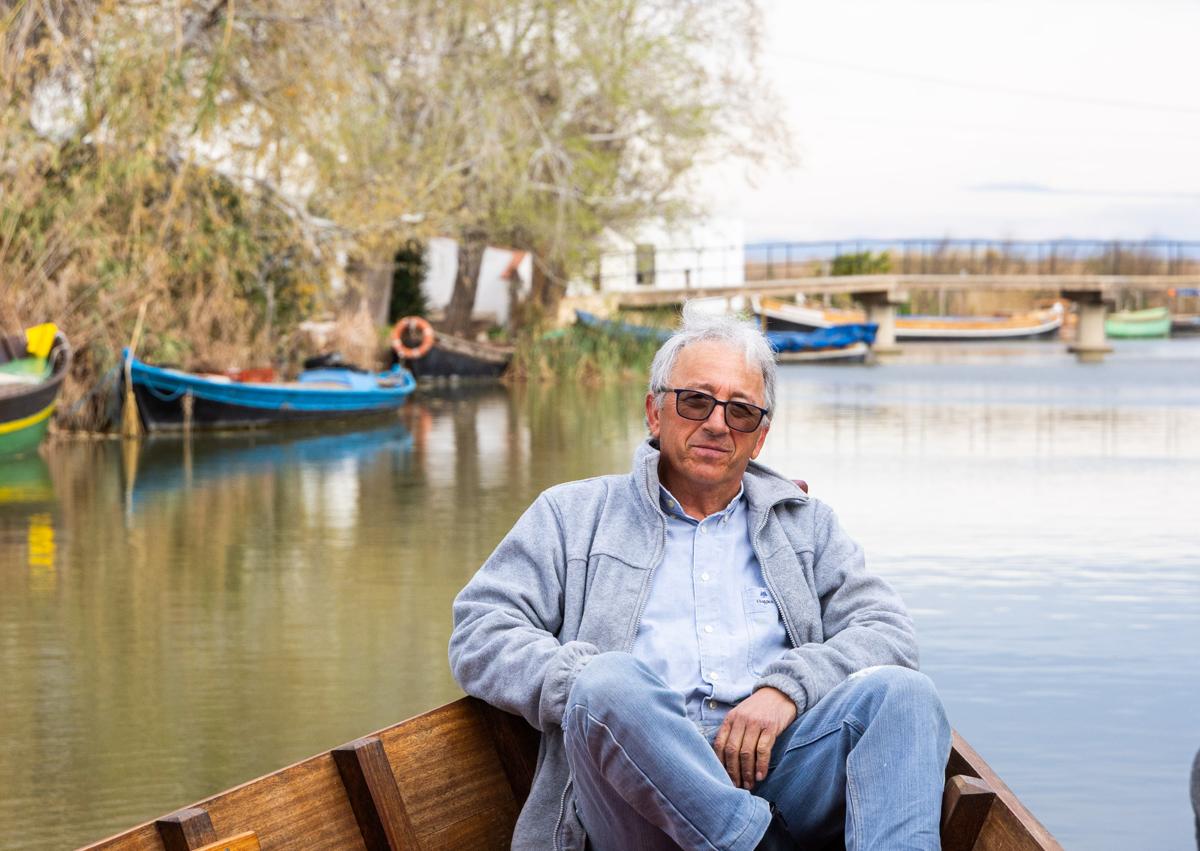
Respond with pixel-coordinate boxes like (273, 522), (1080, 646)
(669, 388), (769, 433)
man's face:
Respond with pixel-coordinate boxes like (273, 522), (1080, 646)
(646, 340), (770, 494)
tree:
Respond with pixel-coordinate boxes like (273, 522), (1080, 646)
(437, 0), (789, 329)
(0, 0), (788, 426)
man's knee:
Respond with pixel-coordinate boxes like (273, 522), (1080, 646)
(568, 651), (650, 715)
(850, 666), (947, 726)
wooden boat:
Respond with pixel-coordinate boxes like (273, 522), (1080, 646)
(575, 310), (878, 364)
(768, 324), (877, 364)
(0, 324), (70, 458)
(402, 331), (513, 381)
(1105, 306), (1171, 339)
(1171, 314), (1200, 336)
(83, 696), (1061, 851)
(755, 297), (1065, 341)
(127, 352), (417, 432)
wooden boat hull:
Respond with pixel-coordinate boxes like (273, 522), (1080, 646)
(403, 332), (513, 380)
(776, 341), (870, 364)
(0, 331), (70, 458)
(1105, 307), (1171, 339)
(756, 298), (1065, 341)
(127, 355), (416, 432)
(84, 697), (1060, 851)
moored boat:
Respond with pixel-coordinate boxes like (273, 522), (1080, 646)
(755, 297), (1065, 341)
(1105, 306), (1171, 339)
(82, 696), (1061, 851)
(1170, 314), (1200, 336)
(402, 331), (514, 380)
(0, 324), (70, 458)
(768, 324), (877, 363)
(126, 352), (417, 432)
(390, 316), (513, 380)
(575, 310), (878, 363)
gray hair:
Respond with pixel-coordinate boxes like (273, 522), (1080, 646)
(648, 300), (777, 419)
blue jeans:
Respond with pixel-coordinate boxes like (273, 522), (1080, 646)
(562, 652), (951, 851)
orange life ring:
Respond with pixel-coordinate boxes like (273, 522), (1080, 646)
(391, 316), (436, 359)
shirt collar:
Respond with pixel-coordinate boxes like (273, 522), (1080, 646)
(658, 483), (745, 523)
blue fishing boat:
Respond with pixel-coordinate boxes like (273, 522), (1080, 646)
(126, 351), (417, 432)
(574, 311), (877, 363)
(766, 323), (878, 363)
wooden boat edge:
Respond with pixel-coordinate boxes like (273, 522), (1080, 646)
(80, 696), (1059, 851)
(947, 730), (1063, 850)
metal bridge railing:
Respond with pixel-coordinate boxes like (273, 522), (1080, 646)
(589, 239), (1200, 290)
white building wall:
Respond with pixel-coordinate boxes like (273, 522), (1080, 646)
(422, 238), (459, 313)
(591, 217), (745, 295)
(473, 248), (532, 326)
(420, 240), (532, 326)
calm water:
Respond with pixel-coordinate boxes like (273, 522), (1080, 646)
(2, 339), (1199, 849)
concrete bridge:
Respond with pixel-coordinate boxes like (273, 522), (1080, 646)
(610, 274), (1200, 363)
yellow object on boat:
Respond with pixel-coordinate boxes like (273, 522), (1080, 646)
(24, 323), (58, 360)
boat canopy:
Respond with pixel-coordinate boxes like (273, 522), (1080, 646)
(767, 323), (878, 352)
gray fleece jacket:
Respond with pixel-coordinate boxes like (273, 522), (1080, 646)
(449, 440), (918, 850)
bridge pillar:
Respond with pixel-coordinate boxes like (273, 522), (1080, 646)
(1063, 290), (1112, 363)
(857, 291), (906, 358)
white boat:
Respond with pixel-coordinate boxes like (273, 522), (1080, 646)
(754, 297), (1064, 341)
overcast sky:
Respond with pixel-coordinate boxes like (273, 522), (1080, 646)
(722, 0), (1200, 243)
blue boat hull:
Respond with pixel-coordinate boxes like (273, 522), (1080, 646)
(127, 356), (417, 432)
(574, 311), (877, 359)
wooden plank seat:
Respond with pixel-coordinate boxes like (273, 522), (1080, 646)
(85, 696), (1058, 850)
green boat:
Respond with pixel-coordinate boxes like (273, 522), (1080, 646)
(1105, 306), (1171, 339)
(0, 324), (71, 458)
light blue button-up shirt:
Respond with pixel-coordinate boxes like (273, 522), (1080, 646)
(631, 484), (791, 737)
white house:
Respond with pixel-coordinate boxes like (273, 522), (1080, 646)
(421, 238), (533, 327)
(577, 216), (746, 296)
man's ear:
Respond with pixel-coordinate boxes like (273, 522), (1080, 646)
(750, 421), (770, 460)
(645, 392), (661, 438)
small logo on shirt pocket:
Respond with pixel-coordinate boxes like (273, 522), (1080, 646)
(742, 586), (781, 676)
(742, 586), (776, 612)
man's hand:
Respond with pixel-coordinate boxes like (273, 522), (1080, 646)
(712, 687), (797, 790)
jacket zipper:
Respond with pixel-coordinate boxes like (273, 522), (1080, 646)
(559, 463), (667, 850)
(554, 778), (572, 851)
(625, 512), (667, 652)
(752, 498), (800, 649)
(626, 456), (668, 651)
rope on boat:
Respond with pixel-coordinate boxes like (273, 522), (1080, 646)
(139, 375), (188, 402)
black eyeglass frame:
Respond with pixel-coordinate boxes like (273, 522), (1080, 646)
(668, 388), (770, 433)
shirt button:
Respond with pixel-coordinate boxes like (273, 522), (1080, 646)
(708, 700), (717, 709)
(700, 525), (708, 535)
(704, 625), (714, 634)
(709, 671), (720, 680)
(700, 572), (710, 582)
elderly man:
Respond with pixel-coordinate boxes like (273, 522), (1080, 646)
(450, 305), (950, 850)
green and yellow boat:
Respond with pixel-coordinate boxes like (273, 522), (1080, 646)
(0, 324), (70, 459)
(1105, 306), (1171, 339)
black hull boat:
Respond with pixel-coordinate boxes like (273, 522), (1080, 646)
(403, 331), (513, 380)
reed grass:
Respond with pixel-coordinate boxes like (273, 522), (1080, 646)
(508, 320), (666, 385)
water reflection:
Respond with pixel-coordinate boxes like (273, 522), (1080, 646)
(0, 454), (57, 594)
(1, 346), (1198, 849)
